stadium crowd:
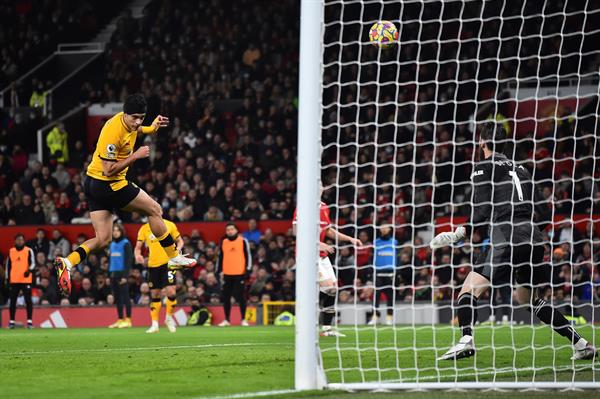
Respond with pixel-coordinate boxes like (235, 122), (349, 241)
(0, 0), (124, 95)
(1, 0), (599, 313)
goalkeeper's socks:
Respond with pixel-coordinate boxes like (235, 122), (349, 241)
(322, 312), (335, 326)
(530, 298), (582, 344)
(456, 293), (478, 337)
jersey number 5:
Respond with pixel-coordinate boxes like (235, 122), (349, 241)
(508, 171), (524, 201)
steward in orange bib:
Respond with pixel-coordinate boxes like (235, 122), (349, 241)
(216, 223), (252, 326)
(6, 234), (35, 329)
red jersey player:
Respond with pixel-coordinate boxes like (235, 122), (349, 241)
(293, 188), (362, 337)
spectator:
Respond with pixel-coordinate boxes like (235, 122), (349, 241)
(203, 205), (224, 222)
(242, 219), (261, 244)
(48, 229), (71, 258)
(95, 275), (111, 304)
(46, 123), (69, 165)
(29, 82), (46, 108)
(38, 276), (59, 305)
(27, 229), (50, 256)
(52, 164), (71, 189)
(14, 195), (45, 225)
(203, 272), (221, 299)
(72, 277), (98, 306)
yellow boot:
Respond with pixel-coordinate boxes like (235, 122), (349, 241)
(118, 318), (132, 328)
(108, 319), (123, 328)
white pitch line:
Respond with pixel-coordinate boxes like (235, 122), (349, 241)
(192, 389), (298, 399)
(397, 363), (595, 383)
(187, 364), (596, 398)
(324, 363), (596, 385)
(0, 342), (292, 356)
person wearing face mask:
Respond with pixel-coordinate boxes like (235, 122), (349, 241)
(368, 225), (398, 326)
(6, 234), (36, 329)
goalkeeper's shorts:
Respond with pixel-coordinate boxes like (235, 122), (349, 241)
(473, 224), (550, 287)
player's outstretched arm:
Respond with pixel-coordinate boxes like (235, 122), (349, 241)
(102, 146), (150, 177)
(139, 115), (169, 134)
(430, 226), (466, 249)
(326, 227), (363, 247)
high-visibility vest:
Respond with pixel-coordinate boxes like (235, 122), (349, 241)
(221, 236), (247, 276)
(9, 246), (34, 284)
(46, 127), (69, 163)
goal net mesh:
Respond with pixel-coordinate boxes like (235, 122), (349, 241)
(318, 0), (600, 389)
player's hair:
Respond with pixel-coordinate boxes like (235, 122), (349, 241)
(226, 222), (238, 231)
(14, 233), (24, 240)
(479, 122), (506, 153)
(123, 93), (147, 115)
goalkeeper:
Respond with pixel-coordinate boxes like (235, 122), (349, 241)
(431, 122), (596, 361)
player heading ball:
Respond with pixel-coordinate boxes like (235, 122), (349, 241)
(54, 94), (197, 295)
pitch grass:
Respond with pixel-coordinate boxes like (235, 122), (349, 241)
(0, 325), (599, 399)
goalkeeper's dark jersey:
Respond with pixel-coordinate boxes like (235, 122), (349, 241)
(465, 153), (551, 238)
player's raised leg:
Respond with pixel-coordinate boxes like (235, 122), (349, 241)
(55, 209), (113, 294)
(122, 189), (196, 269)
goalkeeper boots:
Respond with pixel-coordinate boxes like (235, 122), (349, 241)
(167, 254), (197, 270)
(571, 344), (598, 360)
(438, 335), (476, 360)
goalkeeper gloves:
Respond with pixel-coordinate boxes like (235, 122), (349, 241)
(429, 226), (466, 249)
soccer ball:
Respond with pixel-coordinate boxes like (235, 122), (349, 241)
(369, 20), (398, 49)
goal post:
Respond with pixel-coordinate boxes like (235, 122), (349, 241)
(295, 0), (325, 391)
(297, 0), (600, 392)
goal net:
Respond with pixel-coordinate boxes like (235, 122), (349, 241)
(311, 0), (600, 390)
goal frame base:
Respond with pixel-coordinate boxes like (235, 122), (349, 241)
(327, 382), (600, 390)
